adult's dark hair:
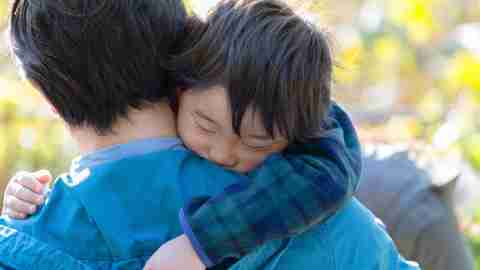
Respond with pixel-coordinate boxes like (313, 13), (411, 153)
(10, 0), (187, 134)
(175, 0), (332, 142)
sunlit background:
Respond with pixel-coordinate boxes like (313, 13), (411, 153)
(0, 0), (479, 267)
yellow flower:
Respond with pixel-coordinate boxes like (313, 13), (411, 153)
(446, 51), (480, 94)
(373, 36), (402, 65)
(389, 0), (438, 44)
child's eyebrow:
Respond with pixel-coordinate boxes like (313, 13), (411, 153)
(194, 111), (219, 126)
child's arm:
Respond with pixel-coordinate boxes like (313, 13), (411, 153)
(179, 102), (362, 267)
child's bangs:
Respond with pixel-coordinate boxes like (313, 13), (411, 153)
(174, 0), (333, 142)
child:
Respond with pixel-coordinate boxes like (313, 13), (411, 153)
(1, 0), (419, 269)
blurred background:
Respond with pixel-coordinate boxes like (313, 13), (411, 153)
(0, 0), (479, 268)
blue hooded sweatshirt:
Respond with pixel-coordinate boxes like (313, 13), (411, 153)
(0, 138), (420, 270)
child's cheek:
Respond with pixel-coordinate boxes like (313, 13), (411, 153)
(181, 132), (210, 160)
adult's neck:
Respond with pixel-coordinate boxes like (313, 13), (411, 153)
(69, 102), (177, 155)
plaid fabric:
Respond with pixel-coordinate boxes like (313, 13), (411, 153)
(183, 102), (363, 267)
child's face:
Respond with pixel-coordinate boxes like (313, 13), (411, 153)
(177, 85), (289, 173)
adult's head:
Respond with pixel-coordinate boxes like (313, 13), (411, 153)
(10, 0), (187, 134)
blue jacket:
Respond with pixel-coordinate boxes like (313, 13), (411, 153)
(0, 148), (240, 269)
(0, 141), (420, 270)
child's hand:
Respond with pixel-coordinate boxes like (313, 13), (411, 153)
(143, 234), (206, 270)
(2, 170), (52, 219)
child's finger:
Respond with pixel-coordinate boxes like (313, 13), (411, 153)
(2, 208), (27, 220)
(7, 182), (44, 205)
(4, 195), (37, 215)
(13, 173), (45, 194)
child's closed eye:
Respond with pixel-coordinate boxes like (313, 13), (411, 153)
(194, 120), (216, 134)
(241, 141), (274, 151)
(194, 121), (216, 134)
(192, 112), (218, 134)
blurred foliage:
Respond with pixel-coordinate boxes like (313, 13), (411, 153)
(300, 1), (480, 268)
(0, 9), (74, 203)
(0, 0), (479, 267)
(317, 0), (480, 169)
(0, 75), (73, 203)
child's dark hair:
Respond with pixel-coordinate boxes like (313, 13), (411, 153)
(175, 0), (332, 142)
(10, 0), (187, 134)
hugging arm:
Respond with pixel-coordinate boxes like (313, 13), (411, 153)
(180, 103), (363, 267)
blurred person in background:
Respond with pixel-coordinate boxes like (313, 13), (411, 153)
(358, 143), (476, 270)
